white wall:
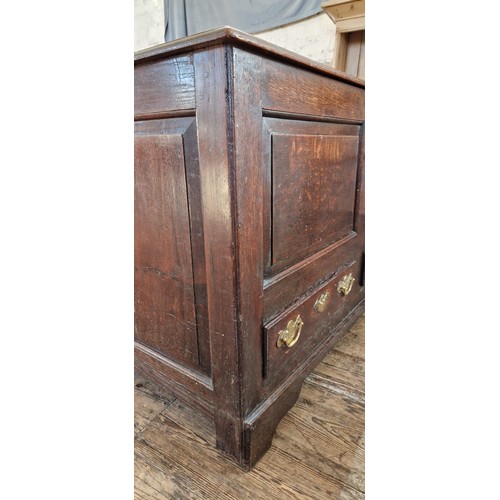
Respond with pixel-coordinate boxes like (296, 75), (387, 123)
(134, 0), (164, 52)
(134, 5), (336, 67)
(255, 13), (336, 66)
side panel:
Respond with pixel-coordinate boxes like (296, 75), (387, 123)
(134, 121), (200, 369)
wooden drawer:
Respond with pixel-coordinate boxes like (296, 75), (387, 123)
(264, 259), (362, 382)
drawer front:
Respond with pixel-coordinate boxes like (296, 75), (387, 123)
(263, 259), (363, 382)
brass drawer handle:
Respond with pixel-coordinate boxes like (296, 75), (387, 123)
(337, 273), (355, 296)
(314, 292), (330, 313)
(277, 315), (304, 348)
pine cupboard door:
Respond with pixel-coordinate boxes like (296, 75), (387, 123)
(134, 117), (209, 374)
(344, 30), (365, 80)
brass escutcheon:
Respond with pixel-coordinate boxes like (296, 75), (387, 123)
(314, 291), (330, 313)
(277, 315), (304, 348)
(337, 273), (355, 296)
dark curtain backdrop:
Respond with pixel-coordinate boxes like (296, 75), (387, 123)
(164, 0), (323, 42)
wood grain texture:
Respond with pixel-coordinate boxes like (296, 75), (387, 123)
(134, 117), (211, 375)
(135, 344), (214, 418)
(134, 316), (365, 499)
(134, 26), (364, 89)
(264, 260), (361, 383)
(345, 30), (365, 79)
(134, 56), (195, 117)
(262, 117), (361, 277)
(271, 133), (359, 267)
(134, 133), (199, 368)
(263, 235), (362, 319)
(261, 56), (364, 121)
(231, 47), (265, 415)
(134, 28), (365, 468)
(193, 46), (243, 460)
(135, 375), (176, 436)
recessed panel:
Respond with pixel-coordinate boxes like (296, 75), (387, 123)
(271, 133), (359, 268)
(134, 133), (199, 367)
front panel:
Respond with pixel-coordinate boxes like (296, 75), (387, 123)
(272, 132), (359, 266)
(260, 115), (365, 387)
(263, 117), (362, 277)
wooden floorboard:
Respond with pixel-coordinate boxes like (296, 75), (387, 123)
(134, 316), (365, 499)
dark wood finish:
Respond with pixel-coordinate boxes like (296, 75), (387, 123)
(243, 300), (364, 467)
(260, 57), (364, 121)
(134, 27), (365, 470)
(271, 133), (359, 269)
(134, 27), (364, 88)
(134, 315), (365, 498)
(264, 260), (361, 383)
(232, 48), (266, 416)
(134, 117), (211, 374)
(134, 56), (195, 118)
(134, 131), (199, 369)
(193, 46), (245, 461)
(263, 233), (361, 318)
(135, 343), (214, 417)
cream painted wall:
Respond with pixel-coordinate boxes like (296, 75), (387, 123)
(255, 13), (336, 66)
(134, 0), (164, 52)
(134, 4), (336, 66)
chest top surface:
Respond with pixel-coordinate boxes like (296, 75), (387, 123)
(134, 25), (364, 89)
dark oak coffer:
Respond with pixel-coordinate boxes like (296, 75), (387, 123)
(134, 27), (365, 470)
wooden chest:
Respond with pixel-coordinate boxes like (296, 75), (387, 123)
(134, 27), (365, 470)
